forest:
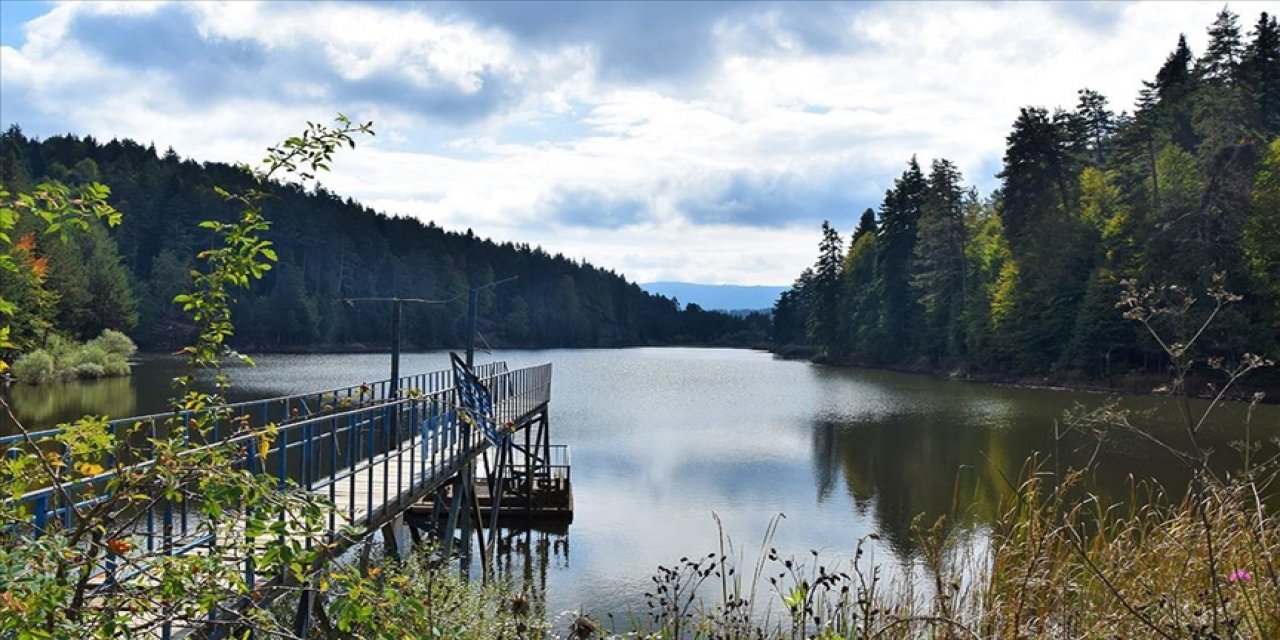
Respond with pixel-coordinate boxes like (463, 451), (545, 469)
(0, 131), (768, 357)
(775, 8), (1280, 382)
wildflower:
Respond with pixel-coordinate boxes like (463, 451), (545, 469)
(1227, 569), (1253, 583)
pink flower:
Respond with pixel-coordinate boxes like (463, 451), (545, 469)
(1227, 569), (1253, 584)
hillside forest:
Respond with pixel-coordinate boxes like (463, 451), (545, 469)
(774, 8), (1280, 382)
(0, 137), (768, 358)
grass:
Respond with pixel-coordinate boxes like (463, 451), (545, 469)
(572, 466), (1279, 640)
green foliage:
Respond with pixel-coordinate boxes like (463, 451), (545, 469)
(0, 116), (379, 638)
(0, 178), (122, 370)
(806, 221), (844, 356)
(777, 8), (1279, 376)
(44, 221), (137, 339)
(875, 157), (927, 361)
(1244, 138), (1280, 328)
(7, 330), (133, 384)
(11, 348), (55, 384)
(314, 547), (547, 639)
(0, 125), (756, 352)
(912, 159), (970, 365)
(88, 328), (137, 360)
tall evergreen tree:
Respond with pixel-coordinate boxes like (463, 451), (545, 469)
(853, 208), (877, 241)
(996, 107), (1088, 370)
(1154, 34), (1199, 151)
(840, 231), (880, 357)
(999, 107), (1073, 250)
(911, 159), (968, 364)
(1201, 7), (1245, 84)
(773, 268), (814, 346)
(875, 158), (926, 361)
(807, 221), (845, 356)
(1243, 11), (1280, 135)
(1073, 89), (1116, 166)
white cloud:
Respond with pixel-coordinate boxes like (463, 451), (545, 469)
(0, 0), (1238, 284)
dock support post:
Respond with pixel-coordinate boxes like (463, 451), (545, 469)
(525, 419), (533, 518)
(293, 587), (316, 638)
(381, 514), (408, 559)
(443, 477), (464, 560)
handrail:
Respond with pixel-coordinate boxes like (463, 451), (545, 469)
(0, 360), (510, 447)
(4, 361), (552, 637)
(2, 360), (552, 638)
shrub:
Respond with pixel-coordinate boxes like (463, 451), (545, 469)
(71, 343), (109, 368)
(73, 363), (106, 379)
(89, 329), (137, 360)
(12, 349), (56, 385)
(9, 333), (135, 384)
(42, 334), (76, 368)
(101, 355), (130, 377)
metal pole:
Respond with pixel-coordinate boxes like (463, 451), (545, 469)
(390, 299), (402, 400)
(466, 289), (478, 368)
(459, 290), (479, 578)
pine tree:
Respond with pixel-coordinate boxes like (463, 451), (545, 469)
(853, 208), (876, 241)
(807, 221), (845, 356)
(841, 231), (880, 357)
(1074, 89), (1116, 166)
(911, 158), (968, 364)
(875, 158), (926, 361)
(1201, 7), (1245, 84)
(1243, 11), (1280, 135)
(773, 269), (814, 346)
(996, 107), (1090, 370)
(999, 107), (1073, 251)
(1155, 35), (1199, 151)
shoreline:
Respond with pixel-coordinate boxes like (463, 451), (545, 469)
(773, 347), (1280, 404)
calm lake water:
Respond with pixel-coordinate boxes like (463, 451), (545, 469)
(4, 347), (1278, 621)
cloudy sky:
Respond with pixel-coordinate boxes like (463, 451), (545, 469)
(0, 1), (1240, 285)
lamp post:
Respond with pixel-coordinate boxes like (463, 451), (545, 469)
(341, 275), (517, 390)
(340, 296), (441, 400)
(465, 276), (518, 368)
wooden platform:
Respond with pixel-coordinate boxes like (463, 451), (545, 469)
(409, 475), (574, 523)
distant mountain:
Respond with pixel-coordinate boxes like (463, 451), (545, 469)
(640, 282), (786, 312)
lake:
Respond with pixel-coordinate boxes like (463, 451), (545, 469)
(4, 347), (1278, 622)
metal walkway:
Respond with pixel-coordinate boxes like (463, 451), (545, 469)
(2, 358), (554, 637)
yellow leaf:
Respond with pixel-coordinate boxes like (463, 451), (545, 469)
(75, 462), (105, 476)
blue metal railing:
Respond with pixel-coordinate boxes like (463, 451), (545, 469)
(1, 362), (550, 608)
(0, 360), (509, 450)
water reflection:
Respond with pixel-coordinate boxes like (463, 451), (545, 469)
(3, 348), (1277, 622)
(808, 365), (1279, 556)
(3, 376), (138, 429)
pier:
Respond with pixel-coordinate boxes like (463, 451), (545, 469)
(1, 356), (566, 637)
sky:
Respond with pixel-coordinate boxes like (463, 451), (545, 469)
(0, 1), (1248, 285)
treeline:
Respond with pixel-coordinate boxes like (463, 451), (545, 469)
(0, 134), (768, 354)
(776, 8), (1280, 379)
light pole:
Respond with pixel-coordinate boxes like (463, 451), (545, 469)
(340, 296), (445, 400)
(341, 275), (518, 391)
(465, 276), (518, 368)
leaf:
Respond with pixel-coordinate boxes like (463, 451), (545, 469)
(74, 462), (105, 476)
